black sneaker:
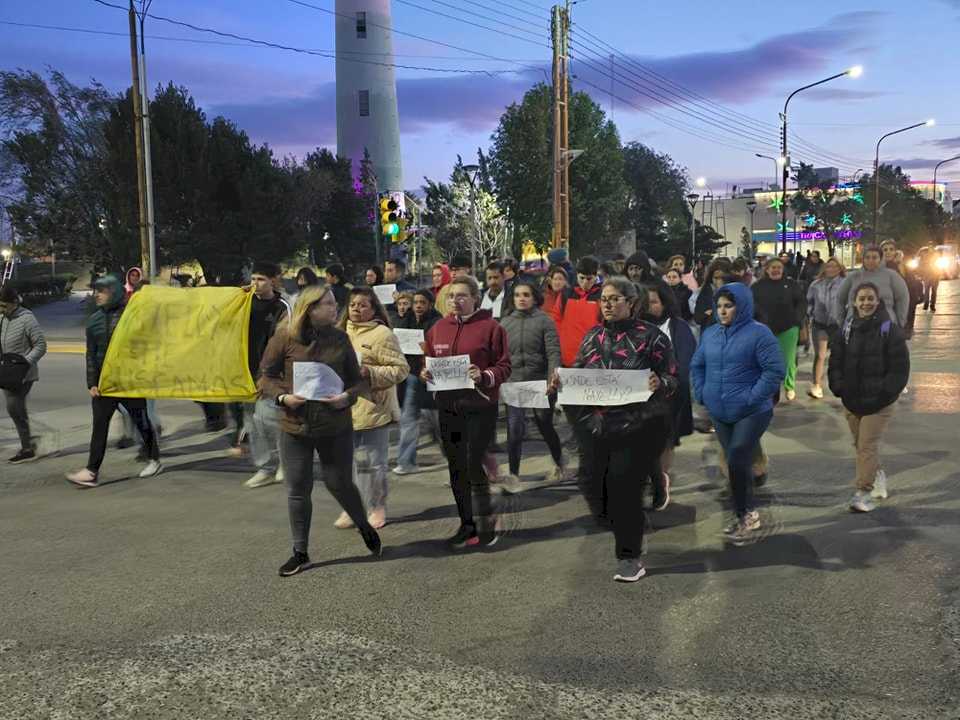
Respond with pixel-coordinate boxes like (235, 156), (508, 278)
(446, 524), (479, 549)
(115, 437), (135, 450)
(361, 527), (383, 557)
(652, 472), (671, 511)
(754, 473), (768, 488)
(278, 551), (311, 577)
(8, 448), (37, 464)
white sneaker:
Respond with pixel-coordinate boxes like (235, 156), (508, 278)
(333, 511), (355, 529)
(275, 465), (285, 483)
(499, 474), (523, 494)
(546, 465), (566, 483)
(872, 469), (888, 500)
(138, 460), (163, 478)
(243, 469), (278, 488)
(807, 385), (824, 399)
(785, 389), (797, 401)
(849, 490), (876, 513)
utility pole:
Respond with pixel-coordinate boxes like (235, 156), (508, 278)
(551, 2), (571, 249)
(128, 2), (150, 278)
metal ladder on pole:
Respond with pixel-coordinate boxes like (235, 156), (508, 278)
(1, 258), (16, 285)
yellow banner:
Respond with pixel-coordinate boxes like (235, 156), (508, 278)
(99, 286), (257, 402)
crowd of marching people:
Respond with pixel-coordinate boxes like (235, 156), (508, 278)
(0, 237), (936, 582)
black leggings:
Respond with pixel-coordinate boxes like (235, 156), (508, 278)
(506, 403), (563, 476)
(438, 405), (498, 530)
(87, 396), (158, 472)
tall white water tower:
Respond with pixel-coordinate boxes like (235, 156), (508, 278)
(335, 0), (403, 193)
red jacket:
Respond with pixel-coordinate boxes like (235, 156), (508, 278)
(547, 283), (602, 367)
(424, 309), (511, 410)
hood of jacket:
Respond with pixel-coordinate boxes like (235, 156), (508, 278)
(624, 251), (651, 275)
(90, 275), (125, 316)
(714, 281), (754, 332)
(124, 266), (144, 293)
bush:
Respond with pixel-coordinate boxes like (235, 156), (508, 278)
(6, 274), (77, 303)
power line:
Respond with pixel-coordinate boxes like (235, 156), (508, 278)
(421, 0), (545, 29)
(509, 0), (554, 14)
(571, 23), (872, 168)
(394, 0), (549, 49)
(495, 0), (551, 22)
(284, 0), (543, 67)
(88, 0), (530, 75)
(0, 19), (538, 61)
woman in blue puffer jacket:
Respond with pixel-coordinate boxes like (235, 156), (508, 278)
(691, 282), (785, 545)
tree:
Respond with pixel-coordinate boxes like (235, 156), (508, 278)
(622, 142), (689, 260)
(859, 163), (948, 253)
(0, 69), (118, 268)
(488, 83), (628, 259)
(789, 162), (867, 257)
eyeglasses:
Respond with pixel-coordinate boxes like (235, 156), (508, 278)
(600, 295), (625, 305)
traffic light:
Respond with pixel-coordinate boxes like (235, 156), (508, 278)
(380, 196), (399, 238)
(393, 217), (409, 243)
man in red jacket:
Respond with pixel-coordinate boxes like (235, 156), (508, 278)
(546, 255), (605, 521)
(423, 275), (512, 547)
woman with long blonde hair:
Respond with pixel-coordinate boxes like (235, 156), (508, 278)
(259, 284), (382, 577)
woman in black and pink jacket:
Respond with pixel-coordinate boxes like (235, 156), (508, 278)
(549, 276), (677, 583)
(422, 274), (511, 549)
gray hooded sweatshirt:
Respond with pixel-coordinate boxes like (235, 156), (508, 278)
(835, 267), (909, 327)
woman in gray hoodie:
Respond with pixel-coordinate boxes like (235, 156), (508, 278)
(0, 285), (47, 463)
(835, 246), (910, 327)
(499, 280), (564, 484)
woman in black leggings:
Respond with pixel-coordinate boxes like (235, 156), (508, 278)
(259, 285), (382, 577)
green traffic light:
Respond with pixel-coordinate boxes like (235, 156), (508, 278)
(385, 222), (399, 235)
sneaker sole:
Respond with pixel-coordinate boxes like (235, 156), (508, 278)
(279, 562), (309, 577)
(614, 566), (647, 582)
(66, 478), (98, 488)
(447, 537), (480, 550)
(138, 466), (163, 479)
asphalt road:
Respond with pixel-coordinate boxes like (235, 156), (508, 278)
(1, 282), (958, 719)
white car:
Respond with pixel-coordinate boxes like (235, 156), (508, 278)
(934, 244), (959, 280)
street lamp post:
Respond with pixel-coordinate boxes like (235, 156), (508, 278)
(755, 153), (783, 190)
(686, 193), (700, 262)
(873, 119), (935, 240)
(780, 65), (862, 253)
(745, 200), (757, 263)
(463, 164), (480, 270)
(932, 154), (960, 208)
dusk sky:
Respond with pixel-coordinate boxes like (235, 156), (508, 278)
(3, 0), (960, 193)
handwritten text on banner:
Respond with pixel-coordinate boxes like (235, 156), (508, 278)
(556, 368), (651, 406)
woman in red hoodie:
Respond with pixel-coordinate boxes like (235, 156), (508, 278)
(422, 274), (511, 549)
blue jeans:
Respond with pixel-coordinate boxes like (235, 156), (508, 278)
(712, 410), (773, 518)
(396, 374), (438, 469)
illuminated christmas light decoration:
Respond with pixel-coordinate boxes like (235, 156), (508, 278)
(804, 215), (817, 227)
(769, 196), (784, 211)
(841, 213), (853, 225)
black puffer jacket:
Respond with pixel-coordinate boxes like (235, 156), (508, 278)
(751, 276), (806, 335)
(828, 303), (910, 416)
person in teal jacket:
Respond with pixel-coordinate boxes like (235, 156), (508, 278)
(691, 282), (785, 545)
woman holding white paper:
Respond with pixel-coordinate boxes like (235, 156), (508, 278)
(548, 277), (677, 583)
(393, 289), (442, 474)
(422, 275), (511, 549)
(499, 280), (564, 484)
(258, 285), (382, 577)
(337, 287), (409, 530)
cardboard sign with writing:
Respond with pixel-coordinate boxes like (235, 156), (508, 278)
(500, 380), (550, 409)
(426, 354), (473, 391)
(557, 368), (651, 406)
(373, 283), (397, 307)
(394, 328), (425, 355)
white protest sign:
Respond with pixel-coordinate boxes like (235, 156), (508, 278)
(373, 283), (397, 307)
(394, 328), (425, 355)
(500, 380), (550, 409)
(426, 354), (473, 391)
(293, 362), (344, 400)
(557, 368), (651, 406)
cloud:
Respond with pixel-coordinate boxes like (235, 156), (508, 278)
(928, 136), (960, 150)
(798, 88), (890, 102)
(887, 157), (940, 170)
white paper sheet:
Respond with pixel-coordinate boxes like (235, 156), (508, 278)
(556, 368), (651, 406)
(500, 380), (550, 408)
(394, 328), (425, 355)
(293, 362), (344, 400)
(425, 354), (473, 391)
(373, 283), (397, 307)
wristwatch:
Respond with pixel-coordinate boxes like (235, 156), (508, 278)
(276, 394), (287, 408)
